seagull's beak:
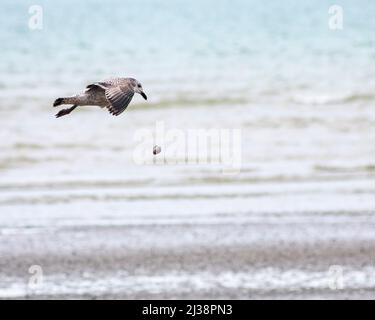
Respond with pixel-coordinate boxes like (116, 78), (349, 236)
(141, 91), (147, 100)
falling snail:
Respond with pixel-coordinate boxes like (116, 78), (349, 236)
(153, 145), (161, 155)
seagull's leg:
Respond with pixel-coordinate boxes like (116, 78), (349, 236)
(55, 105), (78, 118)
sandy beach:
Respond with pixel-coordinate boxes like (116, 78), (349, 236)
(2, 208), (375, 299)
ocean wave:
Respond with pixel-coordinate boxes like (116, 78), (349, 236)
(314, 164), (375, 173)
(290, 93), (375, 106)
(2, 90), (374, 113)
(135, 91), (375, 109)
(132, 96), (249, 109)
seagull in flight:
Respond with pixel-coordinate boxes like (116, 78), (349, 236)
(53, 77), (147, 118)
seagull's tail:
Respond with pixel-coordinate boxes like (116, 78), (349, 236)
(53, 97), (65, 107)
(53, 96), (80, 107)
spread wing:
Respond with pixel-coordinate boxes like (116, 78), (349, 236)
(104, 85), (134, 116)
(85, 82), (109, 92)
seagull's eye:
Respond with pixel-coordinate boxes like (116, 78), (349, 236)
(138, 84), (142, 88)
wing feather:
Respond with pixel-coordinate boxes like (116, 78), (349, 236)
(85, 82), (108, 93)
(105, 86), (134, 116)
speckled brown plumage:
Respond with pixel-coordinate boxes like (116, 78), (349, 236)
(53, 77), (147, 118)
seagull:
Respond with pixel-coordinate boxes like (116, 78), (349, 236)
(53, 77), (147, 118)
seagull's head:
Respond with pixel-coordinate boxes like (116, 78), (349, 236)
(132, 79), (147, 100)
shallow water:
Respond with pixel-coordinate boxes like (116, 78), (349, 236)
(1, 0), (375, 299)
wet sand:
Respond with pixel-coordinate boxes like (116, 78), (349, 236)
(1, 212), (375, 299)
